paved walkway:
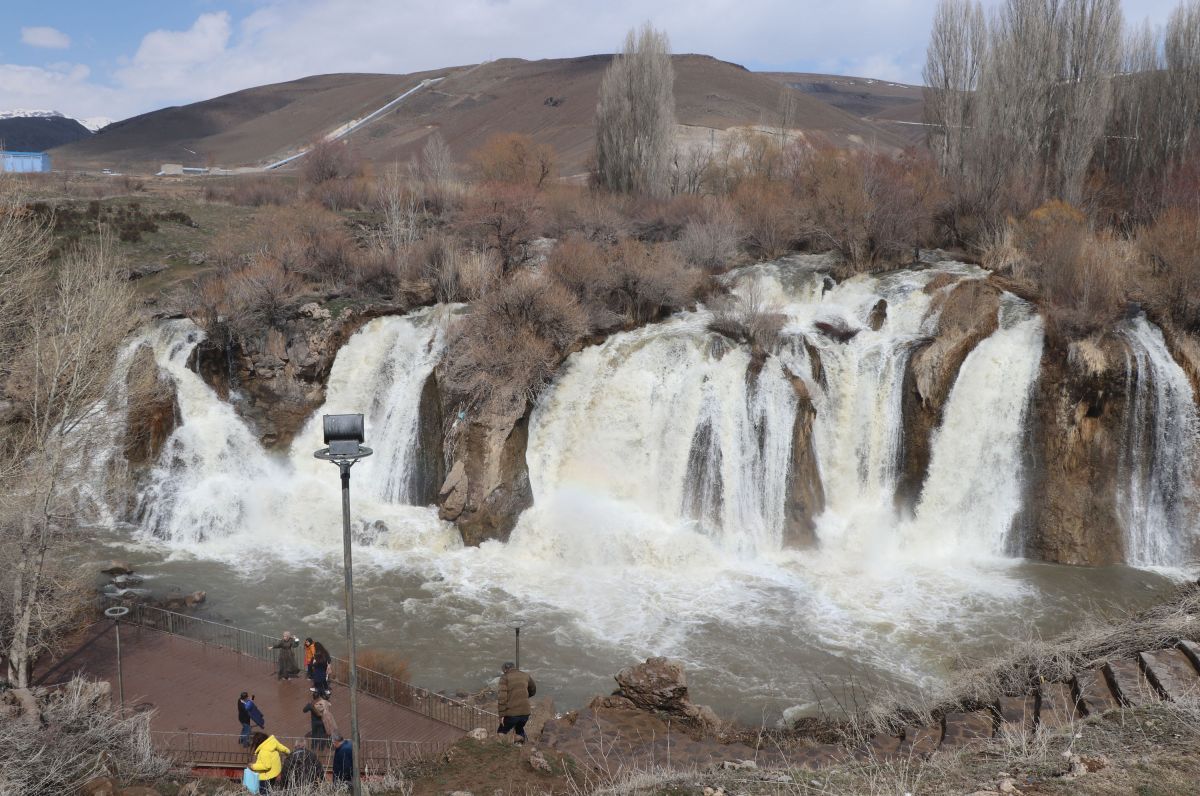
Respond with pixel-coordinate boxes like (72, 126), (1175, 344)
(41, 622), (464, 768)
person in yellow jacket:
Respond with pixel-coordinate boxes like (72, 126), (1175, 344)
(248, 731), (290, 792)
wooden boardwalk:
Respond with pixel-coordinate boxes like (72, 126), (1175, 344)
(41, 622), (467, 769)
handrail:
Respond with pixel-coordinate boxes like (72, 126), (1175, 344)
(151, 730), (452, 770)
(125, 604), (494, 730)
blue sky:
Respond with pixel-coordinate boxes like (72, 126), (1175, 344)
(1, 0), (1183, 122)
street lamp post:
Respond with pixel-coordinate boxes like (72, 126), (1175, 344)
(315, 414), (373, 796)
(507, 619), (525, 670)
(103, 606), (130, 710)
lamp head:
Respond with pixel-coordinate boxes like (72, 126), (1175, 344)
(323, 414), (365, 456)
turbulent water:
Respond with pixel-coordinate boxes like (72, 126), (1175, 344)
(84, 257), (1188, 720)
(1119, 316), (1200, 567)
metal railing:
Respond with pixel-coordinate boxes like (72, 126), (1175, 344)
(152, 731), (451, 770)
(126, 605), (494, 731)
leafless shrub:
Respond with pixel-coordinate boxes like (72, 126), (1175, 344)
(302, 139), (361, 185)
(211, 176), (297, 207)
(595, 24), (676, 197)
(676, 200), (743, 270)
(707, 284), (785, 353)
(229, 257), (303, 330)
(732, 178), (800, 260)
(0, 678), (169, 794)
(442, 274), (588, 410)
(456, 184), (542, 277)
(471, 133), (557, 189)
(1138, 207), (1200, 331)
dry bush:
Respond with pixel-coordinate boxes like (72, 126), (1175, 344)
(541, 187), (633, 243)
(354, 648), (411, 683)
(471, 133), (557, 189)
(302, 139), (362, 185)
(732, 177), (800, 259)
(548, 237), (702, 330)
(228, 257), (303, 330)
(707, 286), (786, 353)
(1138, 207), (1200, 332)
(676, 199), (743, 270)
(0, 678), (169, 794)
(257, 203), (359, 285)
(442, 274), (588, 409)
(400, 234), (498, 303)
(311, 175), (373, 212)
(348, 248), (400, 298)
(456, 184), (542, 277)
(1018, 201), (1128, 339)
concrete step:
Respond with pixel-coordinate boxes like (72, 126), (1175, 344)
(1139, 649), (1200, 701)
(1073, 667), (1119, 715)
(1036, 681), (1077, 730)
(1104, 658), (1157, 706)
(996, 695), (1036, 736)
(940, 711), (993, 748)
(896, 724), (941, 757)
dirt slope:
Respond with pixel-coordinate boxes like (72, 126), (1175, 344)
(764, 71), (929, 146)
(52, 56), (905, 174)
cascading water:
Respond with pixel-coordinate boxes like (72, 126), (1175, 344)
(904, 297), (1044, 558)
(133, 308), (460, 555)
(1118, 316), (1200, 567)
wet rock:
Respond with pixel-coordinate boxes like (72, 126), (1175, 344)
(867, 299), (888, 331)
(1022, 332), (1128, 565)
(101, 562), (134, 576)
(124, 344), (178, 471)
(438, 460), (468, 520)
(612, 657), (721, 730)
(814, 319), (858, 343)
(784, 373), (823, 547)
(184, 590), (207, 607)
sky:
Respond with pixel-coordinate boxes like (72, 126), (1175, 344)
(0, 0), (1184, 123)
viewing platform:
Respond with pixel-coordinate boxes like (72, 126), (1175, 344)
(38, 606), (492, 771)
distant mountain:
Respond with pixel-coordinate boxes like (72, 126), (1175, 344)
(51, 56), (907, 173)
(0, 110), (92, 152)
(761, 73), (929, 146)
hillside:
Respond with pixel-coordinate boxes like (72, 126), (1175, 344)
(0, 115), (91, 152)
(52, 56), (906, 174)
(763, 72), (928, 146)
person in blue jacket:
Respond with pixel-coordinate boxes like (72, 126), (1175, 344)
(238, 691), (265, 746)
(332, 734), (353, 787)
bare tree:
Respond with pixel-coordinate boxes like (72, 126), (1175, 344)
(377, 162), (424, 256)
(923, 0), (987, 180)
(1053, 0), (1123, 204)
(420, 132), (455, 190)
(595, 23), (676, 197)
(1, 224), (136, 687)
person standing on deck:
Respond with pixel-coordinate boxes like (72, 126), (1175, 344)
(496, 661), (536, 745)
(271, 631), (301, 680)
(238, 691), (265, 747)
(303, 688), (338, 750)
(310, 641), (331, 691)
(303, 637), (315, 680)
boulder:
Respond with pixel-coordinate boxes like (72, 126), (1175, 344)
(612, 657), (721, 731)
(527, 750), (552, 772)
(468, 727), (489, 741)
(124, 344), (178, 469)
(184, 590), (207, 607)
(101, 562), (133, 576)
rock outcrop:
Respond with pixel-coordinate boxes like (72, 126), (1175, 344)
(898, 277), (1002, 511)
(784, 373), (824, 547)
(188, 302), (394, 448)
(607, 656), (721, 731)
(123, 344), (177, 468)
(437, 393), (533, 546)
(1020, 334), (1128, 565)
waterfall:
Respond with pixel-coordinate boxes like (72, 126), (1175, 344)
(519, 315), (798, 559)
(1118, 316), (1200, 567)
(904, 298), (1044, 558)
(132, 309), (459, 554)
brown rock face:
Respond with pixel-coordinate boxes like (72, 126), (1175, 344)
(123, 344), (178, 467)
(897, 278), (1002, 512)
(1020, 334), (1128, 565)
(611, 657), (720, 730)
(785, 374), (824, 547)
(438, 392), (533, 546)
(187, 303), (387, 449)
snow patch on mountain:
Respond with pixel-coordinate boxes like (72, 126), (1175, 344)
(0, 109), (112, 132)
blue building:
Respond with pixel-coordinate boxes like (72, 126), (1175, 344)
(1, 151), (51, 173)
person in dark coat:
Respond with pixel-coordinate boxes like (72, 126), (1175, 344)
(280, 746), (323, 787)
(271, 631), (301, 680)
(332, 735), (354, 786)
(496, 661), (536, 744)
(310, 641), (331, 691)
(238, 691), (265, 747)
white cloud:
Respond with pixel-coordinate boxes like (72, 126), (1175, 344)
(21, 26), (71, 50)
(0, 0), (1184, 122)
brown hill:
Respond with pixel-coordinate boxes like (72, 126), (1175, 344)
(763, 72), (929, 147)
(53, 56), (906, 174)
